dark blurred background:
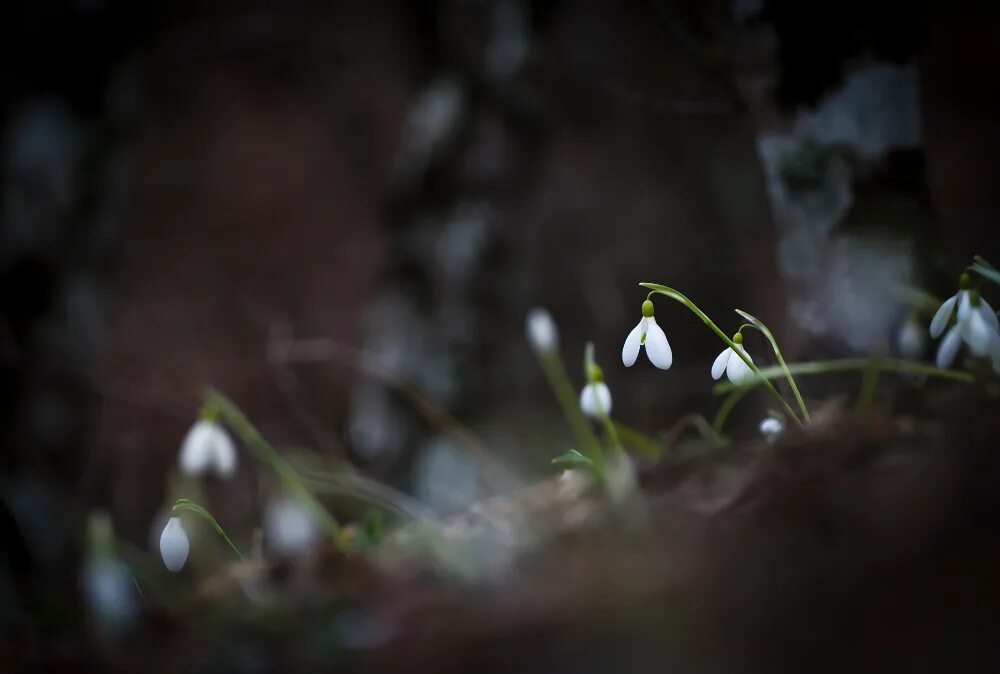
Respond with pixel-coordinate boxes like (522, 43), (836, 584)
(2, 0), (1000, 664)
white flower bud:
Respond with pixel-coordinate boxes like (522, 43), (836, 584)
(525, 307), (558, 353)
(159, 517), (190, 572)
(759, 416), (784, 442)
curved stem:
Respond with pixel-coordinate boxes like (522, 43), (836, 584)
(204, 389), (350, 554)
(712, 357), (974, 394)
(663, 413), (728, 451)
(735, 309), (811, 423)
(170, 498), (245, 562)
(640, 283), (804, 427)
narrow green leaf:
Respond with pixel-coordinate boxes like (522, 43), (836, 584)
(551, 449), (595, 468)
(170, 498), (245, 561)
(713, 357), (974, 394)
(971, 261), (1000, 287)
(974, 255), (997, 271)
(735, 309), (811, 423)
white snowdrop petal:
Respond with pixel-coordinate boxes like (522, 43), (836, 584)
(622, 320), (643, 367)
(726, 345), (754, 384)
(207, 425), (238, 478)
(936, 326), (962, 369)
(179, 421), (214, 476)
(525, 308), (558, 353)
(594, 382), (612, 414)
(643, 317), (673, 370)
(159, 517), (190, 572)
(964, 310), (994, 356)
(979, 298), (999, 332)
(711, 348), (730, 380)
(929, 294), (957, 338)
(213, 433), (238, 478)
(579, 382), (612, 418)
(956, 291), (973, 322)
(578, 385), (595, 417)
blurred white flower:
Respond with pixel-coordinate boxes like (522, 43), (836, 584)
(622, 300), (672, 370)
(83, 512), (137, 632)
(759, 416), (784, 442)
(896, 317), (926, 359)
(711, 334), (754, 384)
(159, 517), (190, 572)
(525, 307), (558, 353)
(579, 381), (612, 419)
(82, 557), (137, 630)
(264, 497), (319, 557)
(179, 420), (237, 479)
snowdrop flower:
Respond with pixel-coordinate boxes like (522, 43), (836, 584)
(759, 415), (784, 442)
(525, 307), (558, 353)
(934, 290), (1000, 369)
(179, 419), (237, 478)
(83, 512), (137, 632)
(622, 300), (672, 369)
(83, 557), (137, 631)
(159, 517), (190, 572)
(896, 315), (926, 359)
(711, 332), (754, 384)
(264, 496), (319, 557)
(930, 274), (984, 339)
(579, 365), (612, 419)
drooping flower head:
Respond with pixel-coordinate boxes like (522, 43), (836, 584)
(579, 363), (612, 419)
(931, 274), (1000, 370)
(179, 418), (237, 479)
(622, 299), (672, 370)
(711, 331), (754, 384)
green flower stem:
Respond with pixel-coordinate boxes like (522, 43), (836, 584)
(856, 353), (882, 411)
(613, 421), (663, 460)
(735, 309), (811, 423)
(170, 498), (245, 562)
(597, 411), (621, 456)
(712, 387), (750, 433)
(639, 283), (804, 427)
(712, 357), (974, 395)
(664, 413), (728, 450)
(534, 350), (605, 478)
(203, 389), (350, 554)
